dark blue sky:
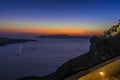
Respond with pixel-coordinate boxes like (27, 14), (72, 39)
(0, 0), (120, 35)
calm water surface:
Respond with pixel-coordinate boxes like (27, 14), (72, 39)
(0, 38), (89, 80)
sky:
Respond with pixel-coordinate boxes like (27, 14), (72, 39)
(0, 0), (120, 35)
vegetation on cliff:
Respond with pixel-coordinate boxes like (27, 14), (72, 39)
(102, 20), (120, 38)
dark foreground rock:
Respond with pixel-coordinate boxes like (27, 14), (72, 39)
(0, 37), (37, 46)
(17, 32), (120, 80)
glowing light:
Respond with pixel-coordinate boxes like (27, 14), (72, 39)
(99, 71), (105, 77)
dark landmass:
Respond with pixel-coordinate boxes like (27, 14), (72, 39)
(38, 34), (89, 39)
(17, 23), (120, 80)
(0, 37), (37, 46)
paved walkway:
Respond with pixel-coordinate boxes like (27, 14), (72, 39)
(65, 56), (120, 80)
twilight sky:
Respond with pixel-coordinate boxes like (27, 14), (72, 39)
(0, 0), (120, 35)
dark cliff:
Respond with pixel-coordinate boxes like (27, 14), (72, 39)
(90, 35), (120, 61)
(48, 34), (120, 80)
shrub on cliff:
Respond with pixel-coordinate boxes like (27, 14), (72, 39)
(102, 20), (120, 38)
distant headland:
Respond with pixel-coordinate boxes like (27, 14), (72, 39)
(0, 37), (37, 46)
(38, 34), (89, 39)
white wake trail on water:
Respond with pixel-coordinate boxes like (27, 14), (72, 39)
(17, 45), (23, 56)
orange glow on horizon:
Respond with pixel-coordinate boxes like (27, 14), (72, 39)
(0, 25), (103, 35)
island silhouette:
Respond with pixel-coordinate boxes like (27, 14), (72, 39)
(38, 34), (89, 39)
(0, 37), (37, 46)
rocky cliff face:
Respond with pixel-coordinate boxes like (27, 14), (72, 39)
(18, 33), (120, 80)
(48, 34), (120, 80)
(90, 34), (120, 60)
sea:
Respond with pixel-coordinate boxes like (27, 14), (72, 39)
(0, 33), (90, 80)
